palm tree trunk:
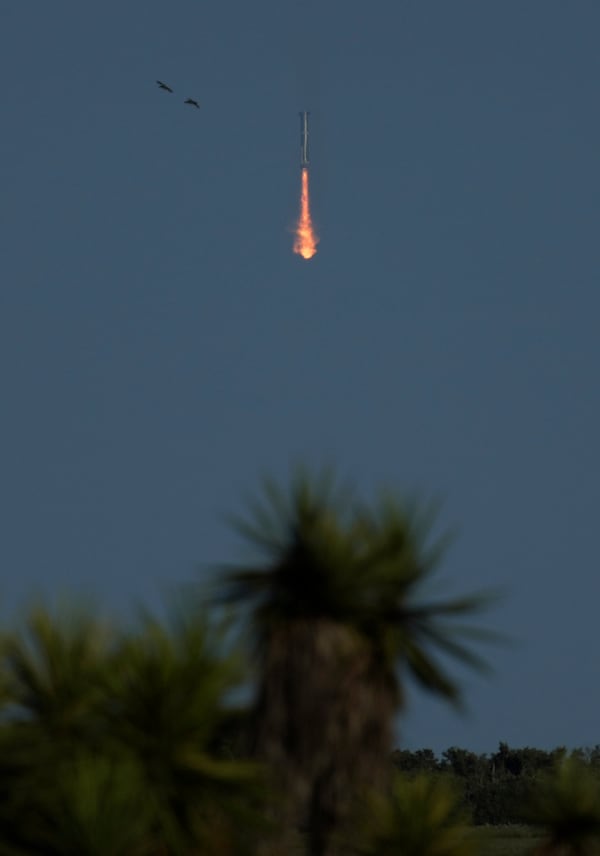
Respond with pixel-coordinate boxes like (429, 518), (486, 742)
(254, 620), (397, 856)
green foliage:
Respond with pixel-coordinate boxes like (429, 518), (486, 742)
(0, 471), (595, 856)
(0, 602), (264, 855)
(1, 603), (113, 741)
(105, 610), (262, 853)
(477, 825), (544, 856)
(214, 470), (495, 855)
(352, 773), (476, 856)
(0, 471), (501, 855)
(391, 744), (600, 831)
(19, 753), (153, 855)
(392, 747), (440, 774)
(219, 470), (495, 706)
(527, 757), (600, 854)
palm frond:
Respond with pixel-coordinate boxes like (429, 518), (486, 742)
(352, 772), (476, 856)
(402, 639), (461, 703)
(527, 757), (600, 852)
(413, 622), (493, 674)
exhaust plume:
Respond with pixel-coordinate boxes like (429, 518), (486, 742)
(293, 168), (319, 260)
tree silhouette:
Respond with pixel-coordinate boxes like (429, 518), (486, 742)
(217, 470), (493, 855)
(0, 603), (262, 855)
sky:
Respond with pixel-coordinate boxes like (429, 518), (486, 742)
(2, 0), (600, 755)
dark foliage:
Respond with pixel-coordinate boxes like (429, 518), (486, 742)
(391, 742), (600, 826)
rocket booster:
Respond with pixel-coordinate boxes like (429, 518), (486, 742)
(300, 110), (310, 168)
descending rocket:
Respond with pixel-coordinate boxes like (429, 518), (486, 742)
(293, 110), (318, 258)
(300, 110), (310, 168)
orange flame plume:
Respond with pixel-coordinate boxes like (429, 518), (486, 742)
(293, 168), (319, 260)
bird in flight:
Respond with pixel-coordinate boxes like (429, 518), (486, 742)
(184, 98), (200, 109)
(156, 80), (174, 93)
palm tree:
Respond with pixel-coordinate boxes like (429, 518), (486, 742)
(528, 757), (600, 855)
(216, 470), (494, 856)
(104, 607), (262, 854)
(0, 603), (117, 854)
(0, 603), (262, 855)
(13, 753), (154, 856)
(1, 602), (113, 742)
(352, 772), (476, 856)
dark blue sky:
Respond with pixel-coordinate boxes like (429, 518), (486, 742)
(2, 1), (599, 754)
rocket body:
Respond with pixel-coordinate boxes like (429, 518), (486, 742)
(300, 111), (310, 168)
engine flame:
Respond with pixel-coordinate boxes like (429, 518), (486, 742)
(293, 168), (319, 260)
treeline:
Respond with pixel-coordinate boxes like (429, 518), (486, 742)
(392, 743), (600, 825)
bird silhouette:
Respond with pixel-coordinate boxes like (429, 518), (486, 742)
(184, 98), (200, 109)
(156, 80), (174, 93)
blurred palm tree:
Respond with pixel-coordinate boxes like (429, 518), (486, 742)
(216, 470), (495, 856)
(16, 753), (153, 856)
(0, 603), (263, 855)
(528, 757), (600, 855)
(0, 603), (117, 854)
(1, 602), (113, 743)
(105, 608), (263, 854)
(352, 772), (476, 856)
